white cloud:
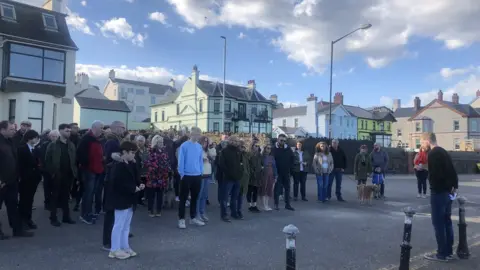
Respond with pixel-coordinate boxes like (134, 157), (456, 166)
(81, 1), (87, 6)
(440, 66), (479, 79)
(269, 60), (274, 64)
(144, 24), (149, 28)
(238, 32), (247, 39)
(277, 82), (292, 87)
(165, 0), (480, 71)
(66, 9), (94, 35)
(96, 18), (146, 46)
(379, 96), (393, 107)
(149, 12), (168, 24)
(179, 26), (195, 34)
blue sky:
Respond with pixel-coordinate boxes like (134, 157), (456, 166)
(21, 0), (480, 108)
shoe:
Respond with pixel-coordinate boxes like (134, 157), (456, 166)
(233, 212), (244, 220)
(424, 253), (448, 262)
(446, 255), (457, 261)
(251, 206), (260, 213)
(248, 206), (254, 212)
(124, 249), (137, 257)
(62, 219), (76, 225)
(155, 213), (162, 217)
(108, 250), (131, 260)
(221, 216), (231, 222)
(73, 205), (79, 212)
(417, 194), (422, 198)
(178, 219), (186, 229)
(79, 215), (93, 225)
(301, 198), (308, 202)
(190, 218), (206, 226)
(26, 221), (38, 230)
(102, 245), (111, 251)
(326, 197), (330, 201)
(422, 194), (427, 199)
(206, 200), (210, 205)
(129, 233), (134, 238)
(285, 205), (295, 211)
(200, 215), (209, 222)
(337, 198), (346, 202)
(148, 212), (155, 218)
(274, 204), (279, 210)
(13, 230), (34, 237)
(50, 220), (61, 227)
(175, 196), (180, 202)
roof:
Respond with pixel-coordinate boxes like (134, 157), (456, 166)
(197, 80), (271, 103)
(75, 97), (131, 112)
(0, 0), (77, 49)
(153, 91), (181, 106)
(75, 87), (108, 100)
(111, 78), (177, 95)
(276, 126), (304, 135)
(273, 106), (307, 118)
(402, 99), (480, 120)
(393, 107), (422, 118)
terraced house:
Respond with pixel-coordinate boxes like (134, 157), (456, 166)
(151, 65), (274, 133)
(392, 90), (480, 151)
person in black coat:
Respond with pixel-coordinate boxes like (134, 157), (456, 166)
(18, 130), (42, 230)
(272, 134), (295, 211)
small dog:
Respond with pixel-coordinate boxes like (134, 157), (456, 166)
(357, 184), (379, 205)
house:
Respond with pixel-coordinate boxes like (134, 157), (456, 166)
(102, 69), (177, 130)
(392, 90), (480, 151)
(151, 65), (274, 133)
(344, 105), (396, 146)
(0, 0), (77, 132)
(272, 93), (357, 139)
(73, 73), (130, 129)
(272, 126), (308, 138)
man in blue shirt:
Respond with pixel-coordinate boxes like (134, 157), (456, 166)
(177, 127), (205, 229)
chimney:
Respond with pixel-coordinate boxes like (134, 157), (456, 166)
(270, 94), (278, 103)
(42, 0), (66, 13)
(109, 69), (115, 80)
(413, 96), (421, 110)
(247, 80), (256, 89)
(306, 93), (317, 102)
(437, 89), (443, 101)
(192, 64), (199, 84)
(452, 93), (459, 104)
(333, 92), (344, 105)
(77, 72), (89, 90)
(393, 99), (401, 111)
(477, 90), (480, 97)
(169, 78), (175, 88)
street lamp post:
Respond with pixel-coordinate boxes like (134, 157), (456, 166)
(328, 23), (372, 139)
(221, 36), (227, 133)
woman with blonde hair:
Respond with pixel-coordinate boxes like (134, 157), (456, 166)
(312, 141), (334, 203)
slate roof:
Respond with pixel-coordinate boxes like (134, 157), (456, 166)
(277, 126), (302, 135)
(111, 78), (177, 95)
(197, 80), (271, 103)
(153, 91), (181, 106)
(393, 107), (422, 118)
(272, 106), (307, 118)
(75, 97), (131, 112)
(0, 0), (77, 49)
(394, 100), (480, 119)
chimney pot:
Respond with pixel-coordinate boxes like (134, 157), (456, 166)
(109, 69), (115, 80)
(437, 89), (443, 101)
(452, 93), (459, 104)
(414, 96), (421, 110)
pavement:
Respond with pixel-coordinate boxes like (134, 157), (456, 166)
(1, 174), (480, 270)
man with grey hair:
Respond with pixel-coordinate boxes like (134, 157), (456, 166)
(77, 120), (105, 224)
(370, 142), (389, 199)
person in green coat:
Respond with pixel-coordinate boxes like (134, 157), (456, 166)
(247, 144), (263, 212)
(354, 145), (371, 185)
(233, 140), (251, 219)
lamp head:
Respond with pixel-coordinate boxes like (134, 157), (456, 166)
(360, 23), (372, 30)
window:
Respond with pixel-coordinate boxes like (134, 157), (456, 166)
(28, 100), (44, 132)
(415, 122), (421, 132)
(9, 44), (65, 83)
(214, 100), (220, 113)
(224, 122), (231, 132)
(42, 13), (58, 30)
(151, 96), (156, 105)
(176, 104), (180, 115)
(136, 89), (145, 95)
(136, 106), (146, 113)
(154, 112), (158, 122)
(387, 122), (391, 131)
(339, 116), (343, 126)
(238, 103), (246, 118)
(8, 99), (16, 122)
(213, 122), (220, 132)
(282, 119), (286, 126)
(380, 122), (384, 131)
(453, 120), (460, 131)
(199, 100), (203, 112)
(225, 100), (231, 112)
(472, 120), (478, 132)
(1, 3), (16, 21)
(454, 138), (460, 150)
(415, 139), (420, 149)
(294, 118), (298, 128)
(52, 103), (57, 130)
(373, 122), (376, 131)
(161, 111), (165, 121)
(128, 88), (134, 93)
(244, 122), (249, 127)
(120, 88), (126, 99)
(361, 120), (364, 129)
(251, 105), (258, 115)
(397, 129), (402, 136)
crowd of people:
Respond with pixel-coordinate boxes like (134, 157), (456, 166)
(0, 119), (459, 262)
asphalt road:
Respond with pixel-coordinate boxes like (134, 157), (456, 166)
(1, 174), (480, 270)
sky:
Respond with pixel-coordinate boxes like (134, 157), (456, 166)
(16, 0), (480, 109)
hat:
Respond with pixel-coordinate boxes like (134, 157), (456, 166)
(20, 121), (32, 127)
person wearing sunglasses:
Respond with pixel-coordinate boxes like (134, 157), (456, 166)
(272, 134), (295, 211)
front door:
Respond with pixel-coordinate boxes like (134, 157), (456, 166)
(238, 103), (246, 119)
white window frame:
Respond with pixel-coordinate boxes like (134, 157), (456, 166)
(453, 120), (460, 131)
(42, 13), (58, 31)
(1, 3), (16, 21)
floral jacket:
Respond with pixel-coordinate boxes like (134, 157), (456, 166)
(145, 146), (171, 189)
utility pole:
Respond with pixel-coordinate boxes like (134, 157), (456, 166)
(221, 36), (227, 133)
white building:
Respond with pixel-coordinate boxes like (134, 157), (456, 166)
(103, 70), (177, 130)
(0, 0), (77, 132)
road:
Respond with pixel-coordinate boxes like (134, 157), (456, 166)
(1, 174), (480, 270)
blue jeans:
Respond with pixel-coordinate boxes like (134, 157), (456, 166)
(81, 171), (103, 217)
(197, 177), (210, 216)
(110, 208), (133, 252)
(220, 180), (240, 218)
(316, 174), (329, 201)
(328, 169), (343, 199)
(430, 192), (454, 258)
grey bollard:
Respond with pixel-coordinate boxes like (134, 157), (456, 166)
(399, 207), (416, 270)
(456, 196), (470, 259)
(283, 224), (299, 270)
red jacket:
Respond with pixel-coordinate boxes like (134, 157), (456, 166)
(414, 151), (428, 166)
(77, 131), (104, 174)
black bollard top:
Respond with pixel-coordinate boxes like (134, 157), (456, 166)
(457, 196), (467, 205)
(403, 206), (416, 217)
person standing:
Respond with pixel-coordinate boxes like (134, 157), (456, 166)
(45, 124), (77, 227)
(414, 147), (429, 198)
(196, 136), (212, 222)
(77, 120), (105, 224)
(247, 144), (263, 212)
(328, 139), (347, 202)
(12, 121), (31, 147)
(177, 127), (205, 229)
(0, 121), (34, 238)
(293, 140), (310, 202)
(18, 130), (42, 230)
(234, 141), (251, 219)
(421, 132), (458, 262)
(258, 145), (276, 211)
(272, 134), (295, 211)
(312, 142), (334, 203)
(36, 130), (59, 210)
(370, 142), (389, 199)
(208, 142), (217, 184)
(353, 145), (371, 185)
(215, 140), (227, 205)
(134, 135), (149, 206)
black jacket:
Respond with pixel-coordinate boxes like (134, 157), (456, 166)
(109, 161), (138, 210)
(12, 130), (24, 148)
(428, 146), (458, 193)
(0, 134), (18, 185)
(219, 145), (243, 182)
(18, 144), (42, 185)
(330, 146), (347, 169)
(35, 139), (51, 172)
(272, 143), (294, 175)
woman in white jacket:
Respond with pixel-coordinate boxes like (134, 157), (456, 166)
(196, 137), (212, 222)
